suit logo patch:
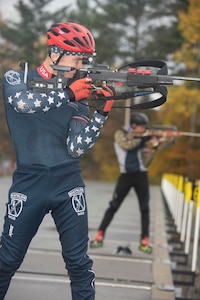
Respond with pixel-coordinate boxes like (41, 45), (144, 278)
(5, 70), (21, 85)
(68, 187), (85, 216)
(8, 192), (27, 220)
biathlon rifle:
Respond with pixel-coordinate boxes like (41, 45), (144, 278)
(144, 125), (200, 138)
(27, 60), (200, 110)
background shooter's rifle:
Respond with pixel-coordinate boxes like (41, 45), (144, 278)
(143, 125), (200, 139)
(27, 60), (200, 110)
(138, 125), (200, 151)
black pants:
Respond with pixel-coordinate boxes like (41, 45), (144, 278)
(98, 171), (150, 239)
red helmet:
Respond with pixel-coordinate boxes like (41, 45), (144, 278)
(46, 22), (95, 55)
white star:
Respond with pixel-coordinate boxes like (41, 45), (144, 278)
(95, 132), (100, 137)
(8, 96), (13, 104)
(70, 142), (74, 152)
(77, 135), (82, 144)
(28, 109), (36, 113)
(76, 148), (84, 156)
(40, 93), (47, 97)
(58, 91), (66, 99)
(95, 116), (102, 123)
(91, 125), (99, 132)
(56, 101), (62, 107)
(43, 106), (50, 112)
(17, 100), (26, 110)
(48, 96), (54, 104)
(34, 99), (41, 107)
(85, 136), (92, 144)
(89, 143), (94, 149)
(66, 136), (70, 144)
(85, 126), (90, 133)
(15, 92), (22, 98)
(27, 92), (34, 99)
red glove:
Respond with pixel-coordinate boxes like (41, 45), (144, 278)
(67, 77), (92, 101)
(93, 85), (115, 115)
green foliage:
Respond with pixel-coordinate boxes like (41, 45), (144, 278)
(67, 0), (187, 66)
(0, 0), (70, 67)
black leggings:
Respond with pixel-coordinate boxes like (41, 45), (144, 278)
(98, 172), (150, 239)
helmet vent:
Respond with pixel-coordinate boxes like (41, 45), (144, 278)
(71, 25), (81, 33)
(73, 37), (85, 47)
(63, 40), (75, 47)
(50, 29), (59, 37)
(83, 37), (89, 46)
(87, 33), (93, 45)
(61, 27), (70, 34)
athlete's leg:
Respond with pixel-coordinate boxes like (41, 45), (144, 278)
(98, 173), (132, 233)
(0, 168), (48, 300)
(51, 185), (95, 300)
(134, 171), (150, 239)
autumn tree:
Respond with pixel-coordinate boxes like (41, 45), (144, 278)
(151, 0), (200, 181)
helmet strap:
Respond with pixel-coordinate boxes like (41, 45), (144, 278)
(54, 52), (64, 65)
(49, 52), (64, 65)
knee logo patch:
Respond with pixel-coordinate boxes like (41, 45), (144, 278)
(68, 187), (86, 216)
(8, 192), (27, 220)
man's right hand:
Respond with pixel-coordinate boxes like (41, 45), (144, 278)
(66, 77), (92, 101)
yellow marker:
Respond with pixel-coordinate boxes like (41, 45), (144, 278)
(178, 175), (184, 192)
(196, 180), (200, 207)
(184, 181), (192, 202)
(193, 182), (200, 205)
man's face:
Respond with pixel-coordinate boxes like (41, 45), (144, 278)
(57, 55), (85, 78)
(131, 123), (146, 134)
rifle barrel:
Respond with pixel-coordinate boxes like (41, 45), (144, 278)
(149, 130), (200, 138)
(171, 76), (200, 82)
(179, 131), (200, 137)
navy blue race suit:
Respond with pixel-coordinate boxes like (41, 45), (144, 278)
(0, 66), (108, 300)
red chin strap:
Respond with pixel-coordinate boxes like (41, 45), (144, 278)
(37, 63), (52, 79)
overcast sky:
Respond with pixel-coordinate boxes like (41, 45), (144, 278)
(0, 0), (72, 20)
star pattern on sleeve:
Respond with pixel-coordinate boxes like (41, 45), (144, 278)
(76, 148), (84, 156)
(7, 89), (69, 113)
(43, 106), (51, 112)
(77, 135), (82, 144)
(15, 92), (22, 98)
(56, 101), (62, 108)
(91, 125), (99, 132)
(58, 91), (66, 99)
(47, 96), (54, 104)
(34, 99), (41, 107)
(17, 99), (26, 110)
(28, 109), (36, 113)
(85, 136), (92, 144)
(27, 92), (34, 99)
(8, 96), (13, 104)
(67, 112), (107, 158)
(70, 142), (75, 153)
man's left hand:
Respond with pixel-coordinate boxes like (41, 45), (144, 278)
(93, 85), (115, 116)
